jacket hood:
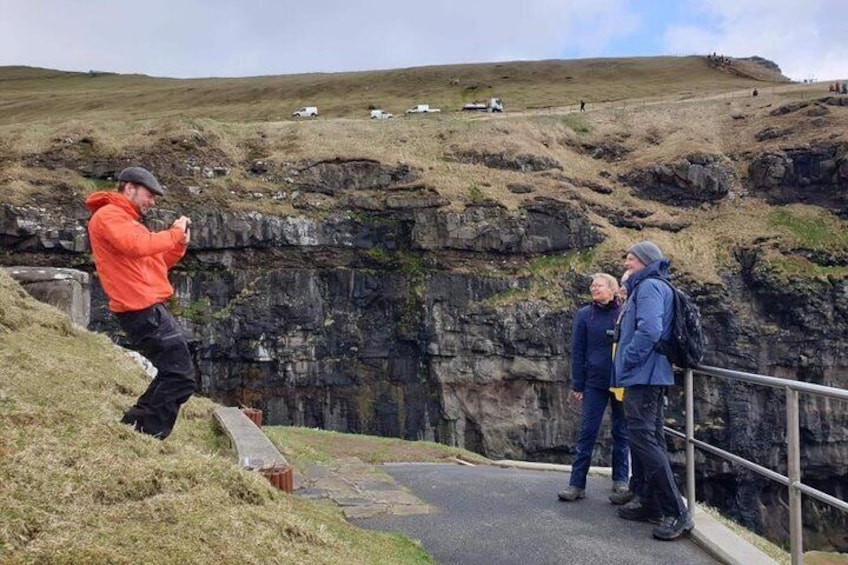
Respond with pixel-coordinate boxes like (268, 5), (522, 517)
(626, 258), (670, 294)
(85, 191), (138, 218)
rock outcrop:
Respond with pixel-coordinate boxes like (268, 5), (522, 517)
(621, 153), (736, 206)
(445, 147), (562, 172)
(748, 143), (848, 216)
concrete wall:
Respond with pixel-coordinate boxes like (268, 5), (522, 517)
(3, 267), (90, 328)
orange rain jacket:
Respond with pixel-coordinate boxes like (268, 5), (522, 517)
(86, 192), (187, 313)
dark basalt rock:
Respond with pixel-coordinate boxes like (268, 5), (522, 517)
(620, 153), (735, 207)
(292, 159), (421, 196)
(445, 147), (562, 172)
(748, 143), (848, 216)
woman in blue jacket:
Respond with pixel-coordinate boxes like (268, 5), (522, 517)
(558, 273), (630, 501)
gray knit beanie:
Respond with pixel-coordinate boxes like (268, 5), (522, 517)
(627, 241), (664, 266)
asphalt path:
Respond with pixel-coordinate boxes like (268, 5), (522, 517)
(355, 463), (718, 565)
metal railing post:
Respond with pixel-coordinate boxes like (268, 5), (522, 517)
(786, 387), (803, 565)
(685, 368), (695, 513)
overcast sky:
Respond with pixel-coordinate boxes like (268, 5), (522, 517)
(1, 0), (845, 81)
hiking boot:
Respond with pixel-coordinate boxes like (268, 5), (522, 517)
(617, 497), (661, 524)
(652, 512), (694, 541)
(557, 486), (585, 501)
(609, 482), (634, 505)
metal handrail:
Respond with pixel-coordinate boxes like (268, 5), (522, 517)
(674, 364), (848, 565)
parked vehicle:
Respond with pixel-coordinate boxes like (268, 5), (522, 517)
(462, 97), (504, 112)
(370, 109), (394, 119)
(292, 106), (318, 117)
(405, 104), (441, 114)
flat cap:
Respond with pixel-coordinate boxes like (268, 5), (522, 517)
(118, 166), (164, 196)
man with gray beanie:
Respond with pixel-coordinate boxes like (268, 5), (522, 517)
(612, 240), (693, 540)
(86, 166), (195, 440)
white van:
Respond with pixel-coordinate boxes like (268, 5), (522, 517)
(292, 106), (318, 118)
(370, 109), (394, 119)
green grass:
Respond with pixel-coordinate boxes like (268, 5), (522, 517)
(556, 113), (592, 134)
(527, 250), (595, 276)
(766, 256), (848, 280)
(769, 208), (848, 250)
(265, 426), (490, 470)
(468, 184), (486, 203)
(85, 178), (115, 191)
(483, 250), (597, 307)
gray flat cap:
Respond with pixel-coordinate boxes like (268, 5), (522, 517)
(118, 166), (164, 196)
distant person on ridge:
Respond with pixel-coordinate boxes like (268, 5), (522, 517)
(612, 241), (693, 541)
(558, 273), (630, 503)
(86, 166), (196, 440)
(580, 99), (586, 111)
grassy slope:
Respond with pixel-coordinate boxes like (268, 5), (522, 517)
(0, 271), (430, 564)
(0, 56), (787, 125)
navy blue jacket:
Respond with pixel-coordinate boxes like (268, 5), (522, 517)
(570, 298), (621, 391)
(612, 260), (675, 387)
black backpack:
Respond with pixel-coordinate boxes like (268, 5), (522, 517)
(654, 279), (705, 368)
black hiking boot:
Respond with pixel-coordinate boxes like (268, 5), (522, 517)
(617, 496), (661, 524)
(652, 512), (694, 540)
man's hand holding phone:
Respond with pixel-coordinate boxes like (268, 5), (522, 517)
(172, 216), (192, 245)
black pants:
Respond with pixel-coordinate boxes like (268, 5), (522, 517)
(623, 385), (687, 517)
(116, 303), (196, 439)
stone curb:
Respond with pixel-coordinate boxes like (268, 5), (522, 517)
(493, 459), (612, 477)
(690, 509), (778, 565)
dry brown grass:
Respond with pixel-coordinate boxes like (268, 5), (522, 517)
(0, 271), (431, 564)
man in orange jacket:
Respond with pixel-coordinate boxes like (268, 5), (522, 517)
(86, 166), (195, 439)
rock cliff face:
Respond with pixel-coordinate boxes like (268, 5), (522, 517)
(2, 144), (847, 550)
(748, 143), (848, 217)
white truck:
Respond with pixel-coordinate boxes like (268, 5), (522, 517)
(370, 109), (394, 119)
(292, 106), (318, 118)
(405, 104), (441, 114)
(462, 97), (504, 113)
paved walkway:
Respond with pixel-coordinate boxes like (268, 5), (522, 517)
(214, 406), (773, 565)
(351, 463), (718, 565)
(292, 458), (776, 564)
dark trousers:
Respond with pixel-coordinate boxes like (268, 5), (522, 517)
(116, 303), (196, 440)
(623, 385), (687, 517)
(569, 387), (629, 488)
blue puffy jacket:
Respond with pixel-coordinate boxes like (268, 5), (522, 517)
(570, 299), (621, 392)
(612, 260), (674, 387)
